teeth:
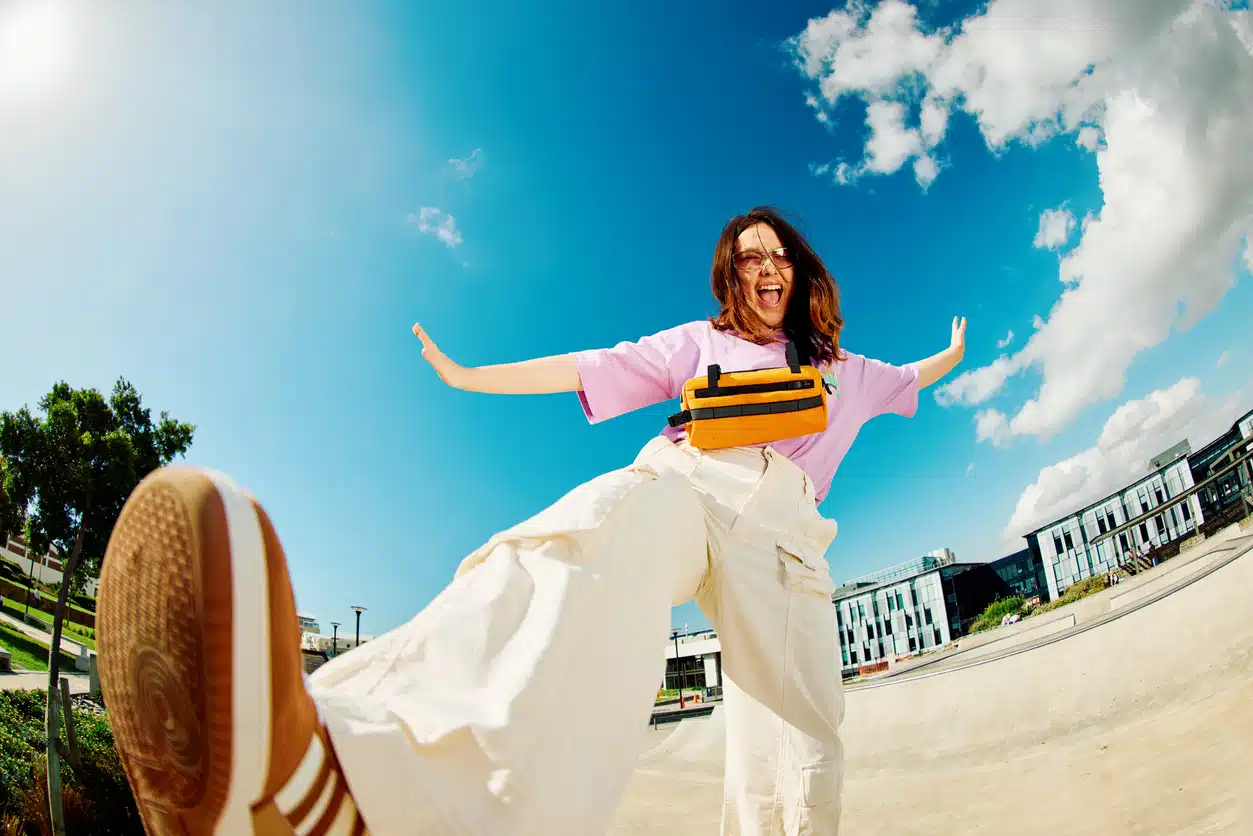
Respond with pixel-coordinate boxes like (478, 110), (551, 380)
(759, 284), (782, 292)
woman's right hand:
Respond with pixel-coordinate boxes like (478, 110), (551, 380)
(412, 323), (467, 389)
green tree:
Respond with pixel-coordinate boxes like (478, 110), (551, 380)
(0, 379), (195, 592)
(0, 378), (194, 835)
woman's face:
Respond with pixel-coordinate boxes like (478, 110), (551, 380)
(734, 222), (795, 329)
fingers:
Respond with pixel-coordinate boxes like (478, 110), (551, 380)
(412, 322), (434, 349)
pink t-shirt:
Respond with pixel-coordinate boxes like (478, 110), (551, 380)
(574, 320), (920, 503)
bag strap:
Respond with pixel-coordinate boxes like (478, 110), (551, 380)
(785, 341), (802, 374)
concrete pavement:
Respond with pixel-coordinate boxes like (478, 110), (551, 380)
(612, 529), (1253, 834)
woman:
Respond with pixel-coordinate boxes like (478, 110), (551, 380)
(96, 207), (966, 836)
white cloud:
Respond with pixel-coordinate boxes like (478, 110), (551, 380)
(1076, 125), (1103, 151)
(1217, 350), (1231, 368)
(864, 100), (925, 182)
(1033, 207), (1076, 250)
(920, 94), (950, 146)
(913, 154), (940, 188)
(1004, 377), (1251, 538)
(407, 207), (463, 248)
(796, 2), (1253, 444)
(797, 0), (946, 101)
(975, 408), (1013, 448)
(966, 462), (976, 476)
(449, 148), (483, 180)
(997, 329), (1015, 348)
(934, 354), (1024, 406)
(1244, 238), (1253, 271)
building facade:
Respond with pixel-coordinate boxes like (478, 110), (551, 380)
(832, 558), (999, 676)
(662, 629), (723, 695)
(1186, 410), (1253, 521)
(1, 535), (101, 598)
(986, 548), (1049, 603)
(1027, 457), (1201, 600)
(1025, 409), (1253, 600)
(840, 548), (956, 588)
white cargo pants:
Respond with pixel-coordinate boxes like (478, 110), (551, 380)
(308, 436), (845, 835)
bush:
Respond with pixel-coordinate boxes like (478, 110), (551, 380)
(967, 595), (1026, 634)
(1034, 575), (1109, 614)
(0, 690), (140, 834)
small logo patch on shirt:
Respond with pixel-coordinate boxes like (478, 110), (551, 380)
(822, 370), (840, 398)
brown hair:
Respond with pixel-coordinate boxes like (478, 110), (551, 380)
(709, 206), (845, 367)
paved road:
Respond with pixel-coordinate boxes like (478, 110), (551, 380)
(612, 530), (1253, 834)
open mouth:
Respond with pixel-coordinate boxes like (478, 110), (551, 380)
(756, 283), (783, 309)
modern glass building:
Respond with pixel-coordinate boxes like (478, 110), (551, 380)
(1025, 408), (1253, 600)
(832, 558), (1008, 676)
(840, 548), (955, 588)
(1026, 457), (1201, 600)
(1187, 410), (1253, 520)
(987, 548), (1049, 602)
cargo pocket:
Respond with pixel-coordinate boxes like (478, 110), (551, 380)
(801, 760), (839, 808)
(777, 538), (836, 598)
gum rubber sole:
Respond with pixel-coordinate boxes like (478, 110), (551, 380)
(97, 469), (258, 835)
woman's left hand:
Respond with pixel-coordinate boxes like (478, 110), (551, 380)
(950, 316), (967, 361)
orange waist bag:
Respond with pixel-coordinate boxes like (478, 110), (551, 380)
(667, 342), (831, 450)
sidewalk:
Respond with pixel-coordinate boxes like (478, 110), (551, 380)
(0, 671), (90, 693)
(0, 608), (59, 645)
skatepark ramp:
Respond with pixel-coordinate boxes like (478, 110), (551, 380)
(612, 532), (1253, 835)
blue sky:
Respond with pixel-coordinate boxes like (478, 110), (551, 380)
(3, 0), (1251, 637)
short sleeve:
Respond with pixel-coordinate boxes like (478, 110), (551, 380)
(573, 321), (705, 424)
(858, 355), (921, 419)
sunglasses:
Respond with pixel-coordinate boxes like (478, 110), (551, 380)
(732, 247), (794, 272)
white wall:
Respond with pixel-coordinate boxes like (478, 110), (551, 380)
(0, 540), (100, 598)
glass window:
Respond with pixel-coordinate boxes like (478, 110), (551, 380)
(1182, 501), (1192, 522)
(1063, 531), (1074, 550)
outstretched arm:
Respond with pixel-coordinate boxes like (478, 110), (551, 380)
(413, 323), (583, 394)
(915, 316), (966, 390)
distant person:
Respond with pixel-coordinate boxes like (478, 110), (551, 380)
(94, 206), (968, 835)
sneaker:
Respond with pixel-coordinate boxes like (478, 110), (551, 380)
(97, 467), (368, 835)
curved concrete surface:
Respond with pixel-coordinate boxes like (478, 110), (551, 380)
(612, 536), (1253, 834)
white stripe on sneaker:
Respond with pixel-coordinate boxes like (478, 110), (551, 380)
(320, 792), (364, 836)
(294, 769), (338, 835)
(205, 471), (273, 835)
(273, 730), (326, 812)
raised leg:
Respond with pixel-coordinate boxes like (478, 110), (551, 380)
(307, 462), (710, 835)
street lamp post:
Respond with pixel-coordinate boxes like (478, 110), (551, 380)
(671, 628), (684, 708)
(330, 621), (340, 656)
(351, 606), (366, 650)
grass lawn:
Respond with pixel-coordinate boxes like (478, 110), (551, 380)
(0, 575), (95, 619)
(0, 599), (96, 649)
(0, 621), (79, 673)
